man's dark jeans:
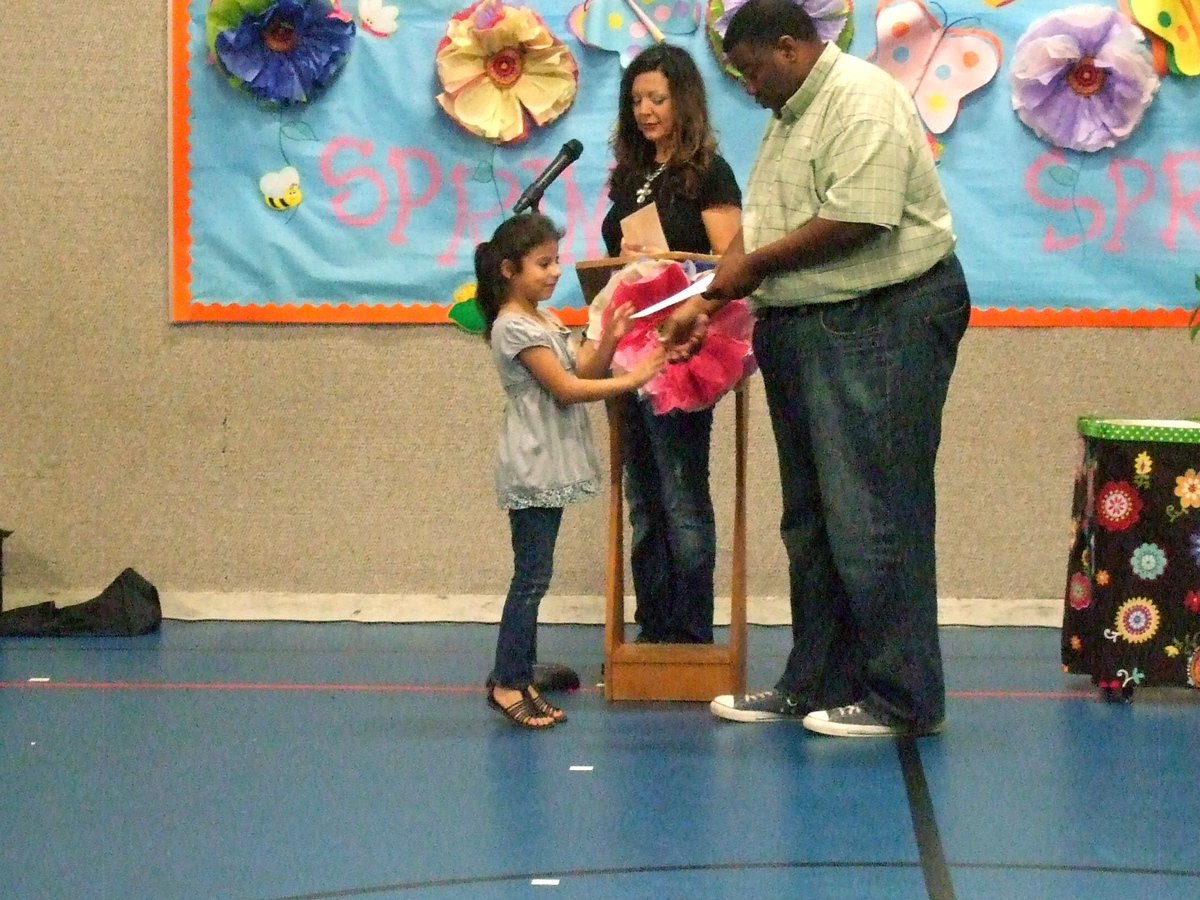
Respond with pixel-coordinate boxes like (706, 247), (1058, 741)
(752, 254), (970, 728)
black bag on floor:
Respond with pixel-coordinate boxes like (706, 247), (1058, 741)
(0, 568), (161, 637)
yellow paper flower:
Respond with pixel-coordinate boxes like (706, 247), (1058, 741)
(435, 0), (578, 144)
(1134, 451), (1152, 475)
(1174, 468), (1200, 509)
(453, 282), (478, 305)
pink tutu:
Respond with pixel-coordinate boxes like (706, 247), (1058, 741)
(601, 262), (756, 415)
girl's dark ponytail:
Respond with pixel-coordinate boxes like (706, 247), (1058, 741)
(474, 239), (504, 341)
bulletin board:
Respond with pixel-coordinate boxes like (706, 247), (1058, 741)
(169, 0), (1200, 325)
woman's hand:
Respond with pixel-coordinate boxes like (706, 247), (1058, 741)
(619, 238), (667, 257)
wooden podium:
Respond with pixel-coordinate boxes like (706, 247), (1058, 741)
(575, 255), (748, 702)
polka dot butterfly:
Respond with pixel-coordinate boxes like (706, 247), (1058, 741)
(870, 0), (1001, 135)
(1128, 0), (1200, 75)
(569, 0), (701, 67)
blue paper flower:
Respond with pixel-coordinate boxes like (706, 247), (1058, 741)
(209, 0), (356, 106)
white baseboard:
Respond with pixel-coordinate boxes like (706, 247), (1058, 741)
(3, 591), (1062, 627)
(161, 593), (1061, 627)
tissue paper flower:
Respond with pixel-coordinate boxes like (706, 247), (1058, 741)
(602, 262), (756, 415)
(709, 0), (853, 80)
(435, 0), (579, 144)
(713, 0), (851, 47)
(1010, 5), (1159, 152)
(207, 0), (356, 105)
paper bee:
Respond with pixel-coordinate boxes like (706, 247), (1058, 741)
(259, 166), (303, 211)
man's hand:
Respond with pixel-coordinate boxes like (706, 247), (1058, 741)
(659, 246), (765, 361)
(706, 246), (764, 304)
(658, 297), (710, 362)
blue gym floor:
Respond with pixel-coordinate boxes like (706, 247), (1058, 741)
(1, 622), (1196, 899)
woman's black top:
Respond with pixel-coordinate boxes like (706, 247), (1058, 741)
(601, 154), (741, 257)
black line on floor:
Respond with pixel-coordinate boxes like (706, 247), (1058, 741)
(265, 862), (923, 899)
(264, 860), (1200, 899)
(954, 862), (1200, 877)
(897, 736), (956, 900)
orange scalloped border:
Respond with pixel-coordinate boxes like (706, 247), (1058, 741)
(172, 304), (1191, 327)
(172, 300), (590, 325)
(969, 307), (1192, 327)
(169, 0), (193, 322)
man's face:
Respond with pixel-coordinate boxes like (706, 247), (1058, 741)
(726, 40), (795, 115)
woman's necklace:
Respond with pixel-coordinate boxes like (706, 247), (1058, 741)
(635, 163), (667, 205)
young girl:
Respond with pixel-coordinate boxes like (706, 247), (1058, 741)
(476, 213), (664, 729)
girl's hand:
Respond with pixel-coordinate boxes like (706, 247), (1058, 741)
(606, 301), (637, 342)
(629, 345), (666, 387)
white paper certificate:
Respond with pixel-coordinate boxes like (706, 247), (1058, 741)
(630, 270), (715, 319)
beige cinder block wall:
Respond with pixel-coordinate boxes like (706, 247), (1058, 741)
(1, 2), (1196, 613)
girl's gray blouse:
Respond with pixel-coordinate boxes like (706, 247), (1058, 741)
(490, 311), (601, 510)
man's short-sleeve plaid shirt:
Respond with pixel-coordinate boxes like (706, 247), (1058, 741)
(743, 43), (955, 306)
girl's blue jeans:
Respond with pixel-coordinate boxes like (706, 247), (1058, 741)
(490, 505), (563, 689)
(753, 254), (970, 729)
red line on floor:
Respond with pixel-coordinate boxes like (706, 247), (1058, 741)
(949, 690), (1097, 699)
(0, 682), (483, 692)
(1, 682), (1094, 698)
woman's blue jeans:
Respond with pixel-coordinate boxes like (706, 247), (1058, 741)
(617, 397), (716, 643)
(491, 506), (563, 689)
(752, 255), (970, 728)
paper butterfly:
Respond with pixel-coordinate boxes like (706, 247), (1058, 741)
(871, 0), (1001, 135)
(568, 0), (701, 67)
(359, 0), (400, 36)
(1128, 0), (1200, 75)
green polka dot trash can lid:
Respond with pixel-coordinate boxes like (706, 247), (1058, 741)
(1078, 417), (1200, 444)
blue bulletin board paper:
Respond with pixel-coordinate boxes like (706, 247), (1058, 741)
(170, 0), (1200, 325)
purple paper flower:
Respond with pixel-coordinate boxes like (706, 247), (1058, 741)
(715, 0), (852, 48)
(212, 0), (355, 106)
(1010, 5), (1159, 153)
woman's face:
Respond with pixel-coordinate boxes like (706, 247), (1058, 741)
(629, 70), (674, 152)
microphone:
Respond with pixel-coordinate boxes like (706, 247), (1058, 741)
(511, 139), (584, 215)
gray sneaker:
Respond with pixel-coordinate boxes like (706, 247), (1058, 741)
(710, 689), (805, 723)
(802, 703), (945, 737)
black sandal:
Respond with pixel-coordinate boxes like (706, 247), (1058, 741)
(523, 686), (567, 723)
(487, 686), (555, 729)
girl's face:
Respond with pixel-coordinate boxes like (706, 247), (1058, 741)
(505, 239), (561, 305)
(629, 70), (674, 153)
